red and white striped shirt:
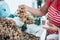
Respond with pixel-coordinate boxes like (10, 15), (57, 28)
(48, 6), (60, 28)
(47, 0), (60, 28)
(46, 0), (60, 34)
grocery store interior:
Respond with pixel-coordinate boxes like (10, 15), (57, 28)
(0, 0), (59, 40)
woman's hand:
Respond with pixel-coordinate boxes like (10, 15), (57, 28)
(43, 23), (59, 33)
(17, 3), (48, 17)
(18, 5), (29, 11)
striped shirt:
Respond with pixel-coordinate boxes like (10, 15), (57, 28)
(48, 6), (60, 28)
(48, 0), (60, 28)
(46, 0), (60, 34)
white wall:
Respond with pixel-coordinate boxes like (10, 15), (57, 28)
(5, 0), (37, 14)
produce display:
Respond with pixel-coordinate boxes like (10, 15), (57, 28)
(16, 7), (35, 24)
(0, 18), (22, 40)
(21, 32), (39, 40)
(0, 18), (39, 40)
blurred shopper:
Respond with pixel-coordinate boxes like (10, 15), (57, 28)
(0, 0), (16, 18)
(0, 0), (10, 18)
(19, 0), (60, 40)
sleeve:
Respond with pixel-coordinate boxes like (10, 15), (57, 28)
(46, 0), (52, 7)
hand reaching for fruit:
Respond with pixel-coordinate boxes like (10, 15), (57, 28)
(16, 5), (35, 24)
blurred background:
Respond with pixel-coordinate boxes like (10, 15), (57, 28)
(5, 0), (45, 13)
(4, 0), (47, 26)
(0, 0), (48, 40)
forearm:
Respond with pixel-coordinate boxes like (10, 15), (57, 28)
(27, 7), (43, 17)
(27, 3), (48, 17)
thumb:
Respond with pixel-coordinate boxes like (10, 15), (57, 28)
(50, 24), (58, 30)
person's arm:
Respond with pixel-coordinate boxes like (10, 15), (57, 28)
(18, 0), (52, 17)
(19, 3), (49, 17)
(26, 3), (49, 17)
(25, 0), (52, 17)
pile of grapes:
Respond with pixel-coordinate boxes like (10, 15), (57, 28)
(16, 7), (35, 24)
(0, 18), (39, 40)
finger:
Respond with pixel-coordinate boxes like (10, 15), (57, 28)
(47, 22), (53, 26)
(50, 24), (58, 29)
(51, 24), (56, 27)
(18, 5), (24, 8)
(18, 5), (25, 9)
(43, 27), (48, 29)
(47, 22), (56, 27)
